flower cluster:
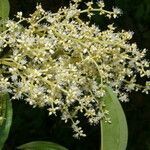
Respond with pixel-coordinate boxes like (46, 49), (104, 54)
(0, 0), (149, 137)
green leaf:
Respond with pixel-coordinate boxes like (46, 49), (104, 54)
(0, 93), (13, 150)
(17, 141), (69, 150)
(0, 0), (10, 20)
(100, 86), (128, 150)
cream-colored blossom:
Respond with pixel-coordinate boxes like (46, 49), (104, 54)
(0, 0), (149, 137)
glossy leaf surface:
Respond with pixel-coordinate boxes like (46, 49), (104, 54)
(100, 86), (128, 150)
(0, 0), (10, 20)
(17, 141), (69, 150)
(0, 93), (13, 150)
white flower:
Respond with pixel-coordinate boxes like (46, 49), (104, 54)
(16, 12), (22, 18)
(112, 7), (122, 18)
(11, 74), (18, 81)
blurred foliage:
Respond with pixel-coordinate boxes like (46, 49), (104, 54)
(3, 0), (150, 149)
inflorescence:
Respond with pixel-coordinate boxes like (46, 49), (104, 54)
(0, 0), (149, 137)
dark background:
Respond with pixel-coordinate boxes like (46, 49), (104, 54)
(4, 0), (150, 149)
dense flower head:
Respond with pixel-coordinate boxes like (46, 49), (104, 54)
(0, 0), (149, 137)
